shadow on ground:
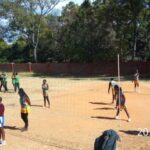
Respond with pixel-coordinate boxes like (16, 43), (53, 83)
(91, 116), (127, 122)
(4, 126), (21, 131)
(94, 107), (114, 110)
(89, 102), (111, 105)
(31, 104), (43, 107)
(120, 130), (150, 136)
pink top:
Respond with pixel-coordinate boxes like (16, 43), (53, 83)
(0, 103), (5, 116)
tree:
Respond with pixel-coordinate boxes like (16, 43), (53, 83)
(1, 0), (66, 62)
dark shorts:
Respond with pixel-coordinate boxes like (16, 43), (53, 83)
(116, 98), (125, 106)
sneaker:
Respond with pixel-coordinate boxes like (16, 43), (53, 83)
(0, 140), (6, 146)
(115, 116), (119, 120)
(128, 118), (131, 122)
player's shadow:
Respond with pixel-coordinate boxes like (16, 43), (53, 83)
(91, 116), (115, 120)
(94, 107), (114, 110)
(31, 104), (43, 107)
(89, 102), (111, 105)
(120, 130), (150, 136)
(91, 116), (127, 121)
(4, 126), (21, 131)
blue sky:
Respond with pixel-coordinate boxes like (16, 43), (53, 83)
(56, 0), (94, 9)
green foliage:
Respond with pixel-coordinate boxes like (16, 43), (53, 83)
(0, 0), (150, 62)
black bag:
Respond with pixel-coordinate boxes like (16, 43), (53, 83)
(94, 129), (120, 150)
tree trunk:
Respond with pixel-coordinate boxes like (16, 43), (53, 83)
(33, 22), (41, 62)
(132, 20), (137, 61)
(34, 46), (37, 62)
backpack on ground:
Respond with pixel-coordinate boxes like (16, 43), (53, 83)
(94, 129), (120, 150)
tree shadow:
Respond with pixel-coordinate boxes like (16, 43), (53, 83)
(4, 126), (21, 131)
(89, 102), (111, 105)
(119, 130), (150, 136)
(31, 104), (43, 107)
(94, 107), (114, 110)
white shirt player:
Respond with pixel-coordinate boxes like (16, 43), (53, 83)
(111, 80), (118, 88)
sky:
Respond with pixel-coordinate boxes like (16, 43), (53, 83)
(53, 0), (94, 15)
(56, 0), (85, 9)
(55, 0), (94, 10)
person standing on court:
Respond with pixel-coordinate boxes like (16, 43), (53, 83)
(114, 85), (131, 122)
(1, 72), (8, 92)
(42, 79), (50, 108)
(18, 88), (31, 130)
(133, 69), (140, 92)
(15, 72), (20, 92)
(0, 97), (6, 146)
(12, 72), (16, 92)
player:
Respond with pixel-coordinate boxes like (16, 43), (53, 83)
(15, 72), (20, 92)
(0, 73), (8, 92)
(42, 79), (50, 108)
(18, 88), (31, 130)
(0, 97), (6, 146)
(133, 69), (139, 92)
(108, 78), (118, 104)
(12, 72), (16, 91)
(114, 85), (131, 122)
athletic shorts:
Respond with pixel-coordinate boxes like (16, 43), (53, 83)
(21, 106), (30, 114)
(0, 116), (4, 128)
(134, 80), (139, 85)
(116, 98), (125, 107)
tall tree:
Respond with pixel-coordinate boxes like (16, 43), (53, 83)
(1, 0), (66, 62)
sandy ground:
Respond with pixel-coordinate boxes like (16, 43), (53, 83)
(1, 75), (150, 150)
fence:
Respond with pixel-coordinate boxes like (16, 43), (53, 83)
(0, 62), (150, 76)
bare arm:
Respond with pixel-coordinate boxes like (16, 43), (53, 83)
(108, 82), (111, 93)
(25, 97), (31, 106)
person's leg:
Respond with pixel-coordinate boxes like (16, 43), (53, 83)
(21, 113), (26, 126)
(43, 96), (46, 107)
(24, 113), (28, 129)
(134, 81), (136, 91)
(0, 116), (6, 145)
(111, 89), (115, 104)
(137, 81), (140, 92)
(5, 82), (8, 91)
(15, 83), (17, 92)
(1, 83), (4, 91)
(17, 83), (20, 91)
(46, 96), (50, 108)
(16, 83), (19, 92)
(0, 128), (2, 141)
(115, 108), (120, 119)
(18, 83), (20, 89)
(1, 128), (5, 141)
(21, 113), (28, 129)
(124, 106), (131, 119)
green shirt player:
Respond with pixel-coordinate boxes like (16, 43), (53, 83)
(15, 73), (20, 92)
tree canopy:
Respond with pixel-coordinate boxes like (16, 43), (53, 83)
(0, 0), (150, 63)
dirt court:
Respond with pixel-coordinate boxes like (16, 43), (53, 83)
(1, 74), (150, 150)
